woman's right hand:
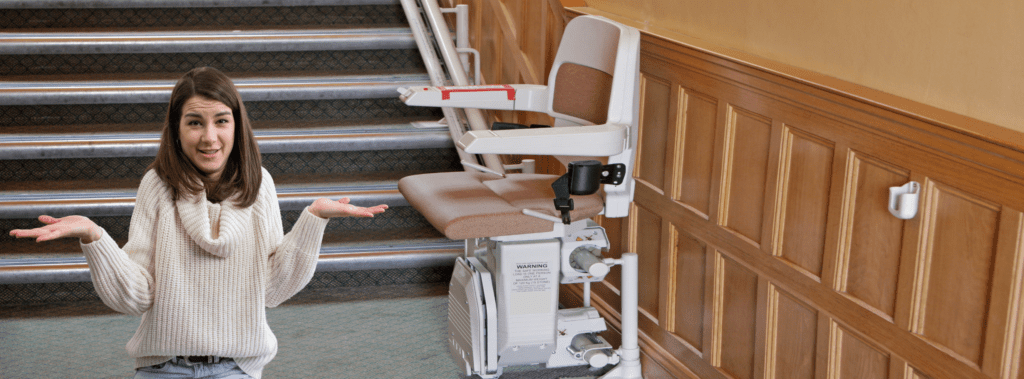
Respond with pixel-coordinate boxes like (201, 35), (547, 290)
(9, 215), (103, 244)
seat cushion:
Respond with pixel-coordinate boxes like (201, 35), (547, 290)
(398, 171), (604, 240)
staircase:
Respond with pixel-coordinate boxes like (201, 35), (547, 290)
(0, 0), (463, 300)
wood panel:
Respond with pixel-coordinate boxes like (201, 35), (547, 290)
(719, 107), (773, 247)
(836, 153), (910, 319)
(715, 253), (759, 379)
(766, 285), (818, 379)
(637, 75), (672, 191)
(910, 183), (1001, 366)
(675, 89), (719, 217)
(773, 127), (835, 278)
(634, 204), (663, 322)
(672, 225), (708, 352)
(831, 323), (891, 379)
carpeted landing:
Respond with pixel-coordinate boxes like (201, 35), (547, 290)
(0, 282), (612, 379)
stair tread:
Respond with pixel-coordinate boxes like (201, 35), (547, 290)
(0, 171), (429, 197)
(0, 119), (447, 142)
(1, 70), (428, 86)
(0, 27), (415, 54)
(1, 25), (411, 35)
(0, 233), (457, 267)
(0, 118), (450, 159)
(0, 71), (431, 105)
(0, 0), (401, 9)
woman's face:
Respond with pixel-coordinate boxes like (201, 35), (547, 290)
(178, 96), (235, 181)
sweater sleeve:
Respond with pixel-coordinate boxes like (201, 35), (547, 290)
(79, 171), (162, 316)
(259, 170), (329, 307)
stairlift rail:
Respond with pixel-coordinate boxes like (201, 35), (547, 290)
(399, 0), (505, 174)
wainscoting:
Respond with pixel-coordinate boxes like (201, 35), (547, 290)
(445, 2), (1024, 378)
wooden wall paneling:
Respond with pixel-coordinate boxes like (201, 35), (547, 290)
(674, 87), (720, 219)
(770, 126), (836, 279)
(715, 253), (760, 379)
(717, 106), (774, 248)
(636, 74), (673, 192)
(762, 283), (819, 379)
(982, 209), (1024, 379)
(908, 180), (1001, 368)
(480, 0), (501, 85)
(520, 2), (544, 83)
(833, 152), (910, 320)
(827, 321), (892, 379)
(672, 224), (709, 354)
(632, 202), (664, 324)
(660, 209), (677, 328)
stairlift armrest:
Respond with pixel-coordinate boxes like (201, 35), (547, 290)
(457, 123), (627, 156)
(397, 84), (548, 112)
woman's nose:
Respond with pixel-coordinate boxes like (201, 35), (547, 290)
(200, 124), (217, 143)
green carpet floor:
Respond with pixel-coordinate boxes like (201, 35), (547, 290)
(0, 283), (611, 379)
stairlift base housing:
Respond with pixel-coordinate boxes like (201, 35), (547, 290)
(448, 220), (624, 378)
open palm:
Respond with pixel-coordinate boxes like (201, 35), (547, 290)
(9, 215), (102, 243)
(308, 197), (388, 218)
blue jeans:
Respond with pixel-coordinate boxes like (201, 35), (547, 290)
(133, 357), (253, 379)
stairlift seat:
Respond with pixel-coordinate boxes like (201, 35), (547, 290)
(398, 171), (604, 240)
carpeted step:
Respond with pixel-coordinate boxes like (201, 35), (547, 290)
(0, 0), (404, 30)
(0, 73), (431, 105)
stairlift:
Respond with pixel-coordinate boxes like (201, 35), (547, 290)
(397, 15), (642, 379)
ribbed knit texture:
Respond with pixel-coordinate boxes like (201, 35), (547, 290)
(80, 168), (329, 378)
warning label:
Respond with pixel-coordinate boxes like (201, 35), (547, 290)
(512, 262), (553, 293)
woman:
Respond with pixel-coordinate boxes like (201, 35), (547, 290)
(9, 67), (387, 378)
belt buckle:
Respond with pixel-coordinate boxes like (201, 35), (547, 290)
(180, 356), (219, 366)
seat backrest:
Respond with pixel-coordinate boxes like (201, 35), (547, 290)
(544, 15), (641, 218)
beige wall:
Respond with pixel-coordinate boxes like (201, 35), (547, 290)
(581, 0), (1024, 133)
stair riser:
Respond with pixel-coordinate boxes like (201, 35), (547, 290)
(1, 98), (441, 128)
(0, 33), (416, 55)
(0, 3), (404, 29)
(0, 0), (398, 8)
(0, 131), (453, 159)
(0, 148), (460, 187)
(1, 49), (424, 76)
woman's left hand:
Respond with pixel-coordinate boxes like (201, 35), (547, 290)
(308, 197), (388, 219)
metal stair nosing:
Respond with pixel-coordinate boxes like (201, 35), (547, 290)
(0, 74), (432, 106)
(0, 241), (462, 285)
(0, 123), (452, 159)
(0, 182), (414, 219)
(0, 28), (417, 55)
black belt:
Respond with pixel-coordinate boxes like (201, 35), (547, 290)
(178, 356), (221, 364)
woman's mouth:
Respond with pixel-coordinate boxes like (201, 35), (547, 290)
(199, 148), (220, 158)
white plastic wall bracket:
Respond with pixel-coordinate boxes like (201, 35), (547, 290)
(888, 181), (921, 220)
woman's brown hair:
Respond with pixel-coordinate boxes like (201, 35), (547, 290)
(149, 67), (262, 207)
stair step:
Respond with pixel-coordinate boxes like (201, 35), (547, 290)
(1, 1), (404, 30)
(0, 73), (431, 105)
(0, 174), (424, 219)
(1, 148), (460, 188)
(0, 0), (398, 9)
(0, 238), (461, 285)
(0, 28), (415, 55)
(2, 49), (424, 77)
(2, 98), (441, 130)
(0, 120), (449, 159)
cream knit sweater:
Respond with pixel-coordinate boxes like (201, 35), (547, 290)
(80, 168), (329, 378)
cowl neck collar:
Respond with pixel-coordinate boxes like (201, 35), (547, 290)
(175, 190), (253, 258)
